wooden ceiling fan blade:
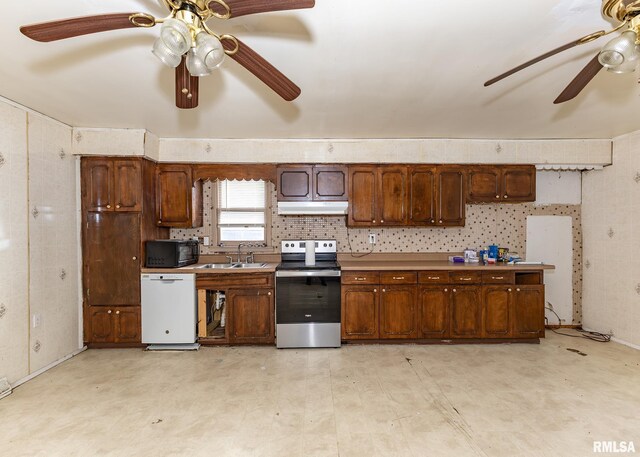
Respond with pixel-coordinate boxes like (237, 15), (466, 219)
(554, 54), (603, 104)
(484, 29), (607, 87)
(175, 57), (199, 109)
(209, 0), (315, 19)
(20, 13), (155, 42)
(222, 37), (301, 101)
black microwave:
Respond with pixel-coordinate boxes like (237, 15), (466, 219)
(145, 240), (199, 268)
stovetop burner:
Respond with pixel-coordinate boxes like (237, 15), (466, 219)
(278, 239), (340, 272)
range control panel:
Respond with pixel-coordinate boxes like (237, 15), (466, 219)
(281, 240), (337, 254)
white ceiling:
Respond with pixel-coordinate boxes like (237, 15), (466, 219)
(1, 0), (639, 139)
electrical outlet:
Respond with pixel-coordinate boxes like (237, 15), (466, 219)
(32, 314), (41, 328)
(203, 236), (210, 246)
(368, 234), (377, 244)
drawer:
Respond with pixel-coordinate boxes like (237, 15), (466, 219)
(449, 271), (481, 284)
(342, 271), (380, 285)
(379, 272), (417, 284)
(196, 273), (273, 289)
(418, 271), (449, 284)
(482, 272), (514, 284)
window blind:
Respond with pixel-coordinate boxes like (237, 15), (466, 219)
(217, 180), (266, 243)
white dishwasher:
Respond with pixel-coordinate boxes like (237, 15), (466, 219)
(141, 274), (199, 350)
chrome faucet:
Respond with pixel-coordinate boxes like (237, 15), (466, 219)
(237, 243), (248, 263)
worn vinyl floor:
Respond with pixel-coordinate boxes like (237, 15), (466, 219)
(1, 331), (639, 457)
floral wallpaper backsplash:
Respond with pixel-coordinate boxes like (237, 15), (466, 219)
(172, 182), (583, 323)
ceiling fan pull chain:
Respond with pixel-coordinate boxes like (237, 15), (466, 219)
(208, 0), (232, 20)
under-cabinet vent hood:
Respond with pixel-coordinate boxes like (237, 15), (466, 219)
(277, 201), (348, 216)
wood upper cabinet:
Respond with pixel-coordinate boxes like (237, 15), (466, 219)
(436, 167), (465, 226)
(467, 165), (536, 203)
(450, 286), (481, 338)
(277, 165), (348, 201)
(378, 166), (408, 226)
(348, 166), (377, 226)
(418, 286), (450, 338)
(84, 212), (141, 307)
(87, 306), (141, 344)
(512, 285), (544, 338)
(82, 158), (142, 212)
(482, 286), (513, 338)
(408, 166), (436, 225)
(228, 288), (274, 344)
(341, 285), (379, 339)
(379, 285), (417, 339)
(156, 164), (203, 228)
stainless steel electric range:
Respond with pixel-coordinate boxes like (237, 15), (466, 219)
(275, 240), (341, 349)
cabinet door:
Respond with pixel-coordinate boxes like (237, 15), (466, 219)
(467, 166), (501, 203)
(436, 168), (465, 226)
(85, 212), (141, 306)
(113, 160), (142, 212)
(228, 289), (274, 344)
(82, 158), (114, 212)
(408, 166), (436, 225)
(341, 286), (379, 339)
(313, 166), (348, 201)
(277, 166), (313, 201)
(348, 167), (377, 226)
(379, 285), (417, 339)
(378, 166), (407, 226)
(450, 286), (481, 338)
(418, 286), (450, 338)
(513, 286), (544, 338)
(482, 286), (512, 338)
(115, 307), (141, 343)
(88, 307), (114, 343)
(156, 165), (202, 228)
(502, 166), (536, 202)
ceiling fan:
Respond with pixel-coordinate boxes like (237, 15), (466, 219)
(20, 0), (315, 109)
(485, 0), (640, 104)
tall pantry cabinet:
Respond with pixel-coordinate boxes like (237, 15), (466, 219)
(81, 157), (168, 346)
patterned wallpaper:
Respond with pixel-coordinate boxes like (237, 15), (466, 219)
(172, 182), (583, 324)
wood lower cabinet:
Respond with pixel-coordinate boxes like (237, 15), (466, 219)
(341, 285), (379, 339)
(228, 288), (275, 344)
(379, 285), (417, 339)
(450, 286), (482, 338)
(513, 286), (545, 338)
(482, 286), (512, 338)
(156, 164), (203, 228)
(87, 306), (141, 344)
(418, 286), (450, 338)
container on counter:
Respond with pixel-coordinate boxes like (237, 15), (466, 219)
(488, 245), (499, 259)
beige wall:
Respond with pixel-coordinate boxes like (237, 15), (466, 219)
(0, 99), (81, 385)
(582, 130), (640, 347)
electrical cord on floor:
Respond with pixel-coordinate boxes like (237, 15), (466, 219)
(346, 225), (374, 258)
(545, 305), (611, 343)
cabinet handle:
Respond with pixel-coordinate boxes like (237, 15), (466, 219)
(452, 288), (457, 292)
(108, 310), (112, 314)
(116, 204), (121, 209)
(460, 277), (472, 281)
(492, 276), (504, 280)
(106, 205), (111, 209)
(355, 277), (367, 281)
(392, 276), (405, 280)
(428, 276), (440, 280)
(132, 256), (137, 261)
(116, 311), (120, 315)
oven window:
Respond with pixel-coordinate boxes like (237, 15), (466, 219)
(276, 276), (341, 324)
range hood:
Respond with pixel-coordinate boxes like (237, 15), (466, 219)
(277, 201), (349, 216)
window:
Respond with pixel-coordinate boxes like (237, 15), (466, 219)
(214, 180), (269, 247)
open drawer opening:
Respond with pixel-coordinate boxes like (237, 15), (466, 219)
(515, 272), (542, 285)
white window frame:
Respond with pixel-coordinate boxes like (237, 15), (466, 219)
(211, 180), (272, 251)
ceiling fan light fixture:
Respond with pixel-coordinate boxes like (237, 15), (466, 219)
(607, 45), (640, 73)
(152, 38), (182, 68)
(186, 48), (211, 77)
(160, 17), (192, 55)
(195, 32), (225, 70)
(598, 30), (638, 68)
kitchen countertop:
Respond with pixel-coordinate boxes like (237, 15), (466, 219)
(339, 260), (554, 271)
(141, 263), (278, 274)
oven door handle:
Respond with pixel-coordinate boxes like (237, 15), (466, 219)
(276, 270), (341, 278)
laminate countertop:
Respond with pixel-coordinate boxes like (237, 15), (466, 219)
(141, 263), (279, 275)
(338, 261), (554, 271)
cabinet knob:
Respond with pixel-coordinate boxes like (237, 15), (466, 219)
(504, 195), (508, 199)
(268, 292), (272, 296)
(444, 288), (448, 292)
(373, 289), (377, 293)
(116, 204), (121, 209)
(158, 220), (162, 224)
(382, 288), (386, 293)
(431, 219), (435, 223)
(516, 288), (521, 292)
(108, 310), (112, 314)
(381, 220), (384, 223)
(496, 195), (500, 199)
(508, 288), (512, 292)
(372, 220), (376, 224)
(439, 220), (443, 224)
(132, 256), (137, 261)
(106, 205), (111, 209)
(453, 288), (457, 292)
(116, 311), (120, 315)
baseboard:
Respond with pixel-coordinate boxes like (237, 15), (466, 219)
(12, 346), (88, 390)
(581, 326), (640, 351)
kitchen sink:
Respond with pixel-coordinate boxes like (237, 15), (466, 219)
(195, 263), (235, 269)
(231, 262), (268, 269)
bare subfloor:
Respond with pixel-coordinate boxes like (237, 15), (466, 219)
(1, 332), (639, 457)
